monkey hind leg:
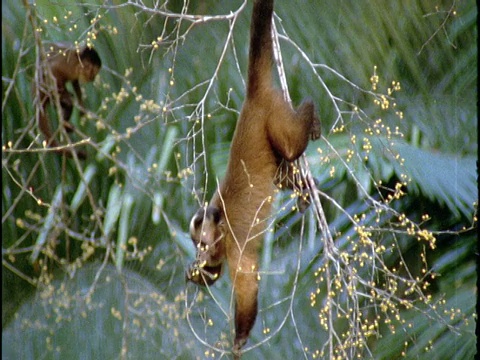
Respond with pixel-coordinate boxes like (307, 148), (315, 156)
(267, 97), (321, 162)
(297, 98), (321, 141)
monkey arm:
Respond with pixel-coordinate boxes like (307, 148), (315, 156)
(227, 241), (260, 358)
(72, 79), (86, 115)
(232, 271), (258, 355)
(38, 103), (59, 148)
(37, 97), (86, 159)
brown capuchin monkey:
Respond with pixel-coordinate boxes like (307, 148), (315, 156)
(187, 0), (321, 358)
(35, 43), (102, 159)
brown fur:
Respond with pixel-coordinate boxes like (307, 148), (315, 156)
(187, 0), (321, 357)
(35, 43), (101, 159)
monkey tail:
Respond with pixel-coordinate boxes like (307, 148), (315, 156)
(246, 0), (274, 98)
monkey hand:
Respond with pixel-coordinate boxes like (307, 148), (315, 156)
(232, 338), (247, 360)
(297, 177), (320, 212)
(297, 188), (311, 213)
(62, 121), (76, 133)
(186, 261), (223, 286)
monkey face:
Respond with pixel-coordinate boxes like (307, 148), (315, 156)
(78, 63), (100, 83)
(187, 206), (226, 286)
(189, 206), (225, 262)
(78, 47), (101, 83)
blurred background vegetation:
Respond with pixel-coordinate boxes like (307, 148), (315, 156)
(2, 0), (477, 359)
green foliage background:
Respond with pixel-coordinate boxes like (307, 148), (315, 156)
(2, 0), (477, 359)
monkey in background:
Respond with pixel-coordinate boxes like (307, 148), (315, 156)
(35, 43), (102, 158)
(187, 0), (321, 357)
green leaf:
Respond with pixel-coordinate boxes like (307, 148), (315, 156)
(394, 140), (477, 219)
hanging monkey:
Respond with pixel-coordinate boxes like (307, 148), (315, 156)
(35, 43), (102, 158)
(187, 0), (321, 357)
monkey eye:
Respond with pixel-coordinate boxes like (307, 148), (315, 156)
(193, 216), (204, 230)
(206, 207), (221, 223)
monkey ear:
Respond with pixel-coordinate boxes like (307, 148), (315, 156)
(189, 208), (206, 242)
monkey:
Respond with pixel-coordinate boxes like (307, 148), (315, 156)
(186, 0), (321, 357)
(34, 43), (102, 159)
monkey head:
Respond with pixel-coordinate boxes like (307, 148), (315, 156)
(78, 47), (102, 83)
(186, 206), (226, 286)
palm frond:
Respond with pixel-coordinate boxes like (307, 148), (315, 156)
(393, 140), (477, 219)
(307, 135), (476, 219)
